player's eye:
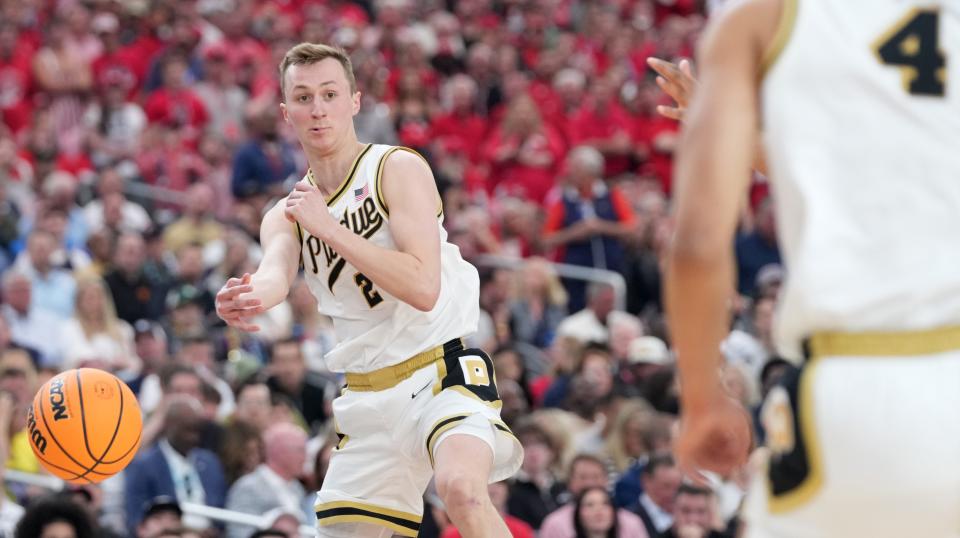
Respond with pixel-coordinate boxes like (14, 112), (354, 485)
(297, 94), (311, 103)
(325, 91), (336, 100)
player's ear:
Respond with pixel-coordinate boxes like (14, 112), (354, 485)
(280, 102), (289, 123)
(351, 90), (362, 116)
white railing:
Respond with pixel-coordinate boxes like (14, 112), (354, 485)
(472, 254), (628, 311)
(4, 469), (316, 537)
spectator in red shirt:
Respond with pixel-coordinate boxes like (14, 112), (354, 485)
(626, 79), (679, 194)
(144, 54), (209, 145)
(567, 73), (634, 177)
(482, 93), (566, 203)
(0, 22), (33, 135)
(90, 13), (141, 99)
(432, 74), (489, 164)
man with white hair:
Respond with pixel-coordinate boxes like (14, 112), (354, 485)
(0, 270), (63, 366)
(543, 146), (637, 311)
(225, 422), (311, 538)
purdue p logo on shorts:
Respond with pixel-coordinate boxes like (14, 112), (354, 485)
(762, 386), (795, 455)
(460, 357), (490, 386)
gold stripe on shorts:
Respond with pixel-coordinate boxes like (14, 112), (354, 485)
(807, 325), (960, 358)
(316, 500), (420, 537)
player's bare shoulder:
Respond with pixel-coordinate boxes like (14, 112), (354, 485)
(698, 0), (784, 63)
(380, 148), (439, 216)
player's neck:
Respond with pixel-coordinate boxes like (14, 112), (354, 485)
(305, 135), (366, 199)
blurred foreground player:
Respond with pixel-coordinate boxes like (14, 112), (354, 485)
(666, 0), (959, 536)
(215, 43), (522, 538)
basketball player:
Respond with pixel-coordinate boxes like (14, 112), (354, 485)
(215, 44), (522, 537)
(666, 0), (958, 536)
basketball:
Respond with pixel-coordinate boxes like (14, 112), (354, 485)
(26, 368), (143, 484)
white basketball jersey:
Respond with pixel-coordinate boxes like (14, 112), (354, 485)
(296, 144), (479, 373)
(761, 0), (960, 360)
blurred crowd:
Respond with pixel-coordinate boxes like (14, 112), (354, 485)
(0, 0), (791, 536)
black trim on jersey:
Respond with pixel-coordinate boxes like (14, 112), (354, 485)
(295, 222), (304, 270)
(425, 415), (470, 455)
(439, 348), (501, 404)
(766, 365), (810, 497)
(315, 507), (420, 534)
(325, 144), (374, 207)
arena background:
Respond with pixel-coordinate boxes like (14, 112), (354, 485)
(0, 0), (781, 536)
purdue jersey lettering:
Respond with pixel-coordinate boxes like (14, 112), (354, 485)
(297, 144), (480, 374)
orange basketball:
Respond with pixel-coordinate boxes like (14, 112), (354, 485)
(27, 368), (142, 484)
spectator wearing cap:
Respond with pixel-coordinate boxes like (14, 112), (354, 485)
(136, 496), (183, 538)
(194, 45), (248, 144)
(124, 396), (227, 534)
(543, 146), (637, 312)
(90, 12), (141, 96)
(734, 197), (780, 295)
(104, 232), (166, 325)
(1, 270), (65, 366)
(224, 423), (310, 538)
(230, 107), (298, 203)
(617, 336), (671, 395)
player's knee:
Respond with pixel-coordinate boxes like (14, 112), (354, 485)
(435, 469), (487, 515)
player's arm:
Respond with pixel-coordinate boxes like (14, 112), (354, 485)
(216, 201), (300, 331)
(288, 151), (442, 311)
(648, 56), (769, 176)
(665, 0), (777, 472)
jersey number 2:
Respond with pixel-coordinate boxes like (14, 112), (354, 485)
(874, 9), (946, 97)
(354, 272), (384, 308)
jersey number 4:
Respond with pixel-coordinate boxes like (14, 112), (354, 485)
(874, 9), (947, 97)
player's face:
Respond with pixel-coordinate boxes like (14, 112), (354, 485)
(281, 58), (361, 154)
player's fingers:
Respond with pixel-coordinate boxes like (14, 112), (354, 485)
(656, 105), (684, 121)
(679, 58), (695, 79)
(648, 57), (679, 79)
(656, 77), (686, 104)
(218, 284), (254, 301)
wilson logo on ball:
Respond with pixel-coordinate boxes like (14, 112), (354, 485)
(49, 378), (69, 421)
(26, 406), (47, 455)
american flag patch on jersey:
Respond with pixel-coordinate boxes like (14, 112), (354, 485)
(354, 184), (369, 202)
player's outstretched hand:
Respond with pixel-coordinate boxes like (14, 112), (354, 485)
(675, 395), (752, 481)
(215, 273), (264, 332)
(648, 57), (697, 122)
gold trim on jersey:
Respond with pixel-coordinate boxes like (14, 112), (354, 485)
(767, 355), (823, 513)
(447, 385), (503, 410)
(374, 146), (443, 218)
(760, 0), (798, 78)
(768, 324), (960, 513)
(315, 500), (421, 537)
(807, 325), (960, 358)
(307, 143), (373, 207)
(343, 340), (459, 391)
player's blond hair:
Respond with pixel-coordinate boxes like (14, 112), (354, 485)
(279, 43), (357, 101)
